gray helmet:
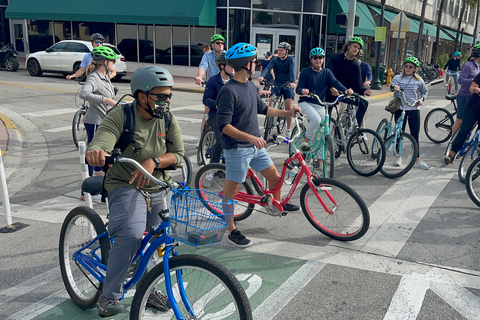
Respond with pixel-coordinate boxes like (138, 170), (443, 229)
(130, 66), (175, 97)
(215, 50), (227, 66)
(90, 33), (104, 41)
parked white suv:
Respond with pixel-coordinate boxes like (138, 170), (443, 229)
(26, 40), (127, 81)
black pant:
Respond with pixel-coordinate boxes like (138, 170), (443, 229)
(206, 114), (223, 163)
(394, 109), (421, 157)
(451, 107), (480, 153)
(342, 95), (369, 126)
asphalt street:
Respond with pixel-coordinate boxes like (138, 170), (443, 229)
(0, 69), (479, 320)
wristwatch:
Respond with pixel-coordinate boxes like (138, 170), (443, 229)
(152, 157), (161, 168)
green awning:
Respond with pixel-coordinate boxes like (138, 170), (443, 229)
(443, 28), (474, 44)
(327, 0), (377, 37)
(5, 0), (216, 26)
(369, 6), (451, 40)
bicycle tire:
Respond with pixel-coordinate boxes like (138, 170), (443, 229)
(346, 128), (386, 177)
(72, 109), (87, 149)
(59, 206), (110, 309)
(300, 178), (370, 241)
(444, 130), (459, 157)
(380, 132), (418, 179)
(424, 108), (454, 144)
(376, 118), (389, 141)
(199, 126), (216, 166)
(263, 116), (273, 140)
(330, 118), (343, 159)
(170, 154), (193, 187)
(458, 142), (480, 183)
(276, 99), (286, 134)
(195, 163), (254, 221)
(317, 134), (334, 179)
(130, 254), (252, 320)
(465, 156), (480, 207)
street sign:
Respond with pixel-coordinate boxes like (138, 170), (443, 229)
(375, 27), (387, 42)
(392, 32), (406, 39)
(391, 12), (410, 32)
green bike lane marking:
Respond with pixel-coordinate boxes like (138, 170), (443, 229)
(29, 245), (315, 320)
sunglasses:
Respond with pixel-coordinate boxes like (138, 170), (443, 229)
(404, 65), (415, 69)
(311, 56), (324, 60)
(214, 41), (224, 45)
(149, 92), (172, 101)
(93, 40), (103, 44)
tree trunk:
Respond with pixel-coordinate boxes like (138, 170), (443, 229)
(416, 0), (428, 59)
(453, 0), (468, 51)
(473, 2), (479, 47)
(435, 0), (446, 63)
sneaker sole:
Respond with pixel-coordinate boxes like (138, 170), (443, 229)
(146, 302), (171, 312)
(227, 238), (252, 248)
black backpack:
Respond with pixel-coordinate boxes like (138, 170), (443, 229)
(114, 102), (172, 153)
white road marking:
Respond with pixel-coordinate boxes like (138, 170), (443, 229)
(22, 108), (78, 117)
(44, 125), (71, 133)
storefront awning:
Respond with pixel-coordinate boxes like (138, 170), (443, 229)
(442, 28), (474, 45)
(5, 0), (216, 26)
(369, 6), (451, 41)
(327, 0), (377, 37)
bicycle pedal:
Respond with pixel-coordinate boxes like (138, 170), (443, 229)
(281, 212), (288, 216)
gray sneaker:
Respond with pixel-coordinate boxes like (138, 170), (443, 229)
(146, 291), (172, 312)
(413, 160), (430, 170)
(228, 229), (252, 248)
(97, 293), (124, 317)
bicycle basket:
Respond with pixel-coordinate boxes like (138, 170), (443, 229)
(168, 189), (236, 247)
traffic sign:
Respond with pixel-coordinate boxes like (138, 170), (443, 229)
(375, 27), (387, 42)
(391, 12), (410, 32)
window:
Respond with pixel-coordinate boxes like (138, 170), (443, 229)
(304, 0), (325, 13)
(153, 25), (171, 65)
(53, 21), (71, 41)
(228, 9), (251, 44)
(117, 24), (138, 62)
(172, 26), (189, 66)
(28, 20), (56, 52)
(252, 11), (300, 29)
(253, 0), (301, 12)
(50, 42), (67, 52)
(300, 14), (322, 69)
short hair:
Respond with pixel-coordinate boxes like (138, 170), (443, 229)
(201, 43), (210, 50)
(274, 49), (278, 54)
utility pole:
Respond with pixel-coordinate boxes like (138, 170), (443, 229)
(346, 0), (357, 40)
(371, 0), (386, 90)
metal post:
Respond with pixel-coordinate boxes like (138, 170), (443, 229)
(0, 147), (12, 228)
(371, 0), (386, 90)
(79, 141), (93, 209)
(459, 28), (464, 52)
(346, 0), (357, 40)
(394, 13), (403, 71)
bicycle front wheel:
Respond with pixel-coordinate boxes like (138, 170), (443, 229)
(376, 118), (389, 141)
(170, 154), (193, 187)
(72, 109), (87, 149)
(130, 254), (252, 320)
(380, 132), (418, 179)
(288, 122), (306, 156)
(459, 143), (480, 183)
(466, 156), (480, 207)
(276, 99), (286, 134)
(300, 178), (369, 241)
(199, 127), (216, 166)
(263, 116), (273, 140)
(346, 128), (386, 177)
(315, 134), (334, 179)
(424, 108), (453, 144)
(195, 163), (255, 221)
(59, 206), (110, 309)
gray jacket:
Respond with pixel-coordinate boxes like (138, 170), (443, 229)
(79, 70), (115, 125)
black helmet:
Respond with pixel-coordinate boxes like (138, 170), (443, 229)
(90, 33), (104, 41)
(215, 51), (227, 66)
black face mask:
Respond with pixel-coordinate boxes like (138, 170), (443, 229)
(144, 93), (171, 119)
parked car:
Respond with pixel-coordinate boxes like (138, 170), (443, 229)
(117, 39), (155, 62)
(26, 40), (127, 81)
(143, 45), (203, 66)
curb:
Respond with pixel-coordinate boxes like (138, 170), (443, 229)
(0, 113), (20, 157)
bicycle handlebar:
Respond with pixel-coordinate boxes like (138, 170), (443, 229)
(300, 92), (349, 107)
(396, 89), (422, 108)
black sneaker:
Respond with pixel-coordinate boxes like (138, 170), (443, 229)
(228, 229), (252, 248)
(283, 202), (300, 212)
(146, 291), (171, 312)
(97, 293), (125, 317)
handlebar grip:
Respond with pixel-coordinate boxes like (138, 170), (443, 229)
(265, 134), (278, 144)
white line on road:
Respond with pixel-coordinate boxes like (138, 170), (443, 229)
(5, 289), (69, 320)
(22, 108), (78, 117)
(44, 125), (71, 133)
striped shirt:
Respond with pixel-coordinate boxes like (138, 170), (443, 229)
(390, 75), (428, 111)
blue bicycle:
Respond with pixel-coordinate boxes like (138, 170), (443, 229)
(456, 125), (480, 183)
(376, 89), (419, 179)
(59, 149), (252, 319)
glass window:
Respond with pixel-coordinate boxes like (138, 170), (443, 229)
(230, 0), (250, 7)
(252, 11), (300, 29)
(64, 42), (80, 52)
(117, 24), (138, 62)
(229, 9), (251, 44)
(253, 0), (300, 11)
(138, 25), (154, 63)
(217, 0), (227, 6)
(304, 0), (324, 13)
(0, 0), (8, 5)
(300, 14), (322, 69)
(0, 7), (10, 46)
(153, 25), (171, 65)
(53, 21), (71, 41)
(28, 20), (56, 53)
(448, 0), (454, 14)
(50, 41), (67, 52)
(172, 26), (189, 66)
(190, 26), (215, 66)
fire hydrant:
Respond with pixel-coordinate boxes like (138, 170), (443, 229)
(386, 68), (394, 87)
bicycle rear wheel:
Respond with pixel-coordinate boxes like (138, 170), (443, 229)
(276, 99), (286, 134)
(59, 206), (110, 309)
(330, 119), (343, 159)
(380, 132), (418, 179)
(346, 128), (386, 177)
(466, 156), (480, 207)
(170, 154), (193, 187)
(424, 108), (454, 144)
(459, 142), (480, 183)
(195, 163), (254, 221)
(263, 116), (273, 140)
(130, 254), (252, 320)
(72, 109), (87, 149)
(199, 126), (216, 166)
(315, 134), (334, 179)
(300, 178), (369, 241)
(376, 118), (389, 141)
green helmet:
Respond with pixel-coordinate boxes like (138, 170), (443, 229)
(349, 36), (364, 49)
(91, 46), (119, 61)
(404, 56), (420, 67)
(474, 44), (480, 49)
(472, 44), (480, 58)
(210, 34), (225, 43)
(130, 66), (174, 97)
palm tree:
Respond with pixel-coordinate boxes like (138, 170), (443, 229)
(434, 0), (446, 63)
(471, 0), (479, 47)
(416, 0), (428, 59)
(454, 0), (468, 51)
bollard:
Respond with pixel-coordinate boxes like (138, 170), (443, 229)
(79, 141), (93, 209)
(0, 146), (12, 229)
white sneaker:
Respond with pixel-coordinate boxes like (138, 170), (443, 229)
(91, 194), (102, 201)
(394, 156), (402, 167)
(413, 160), (430, 170)
(300, 142), (310, 152)
(195, 140), (200, 149)
(286, 130), (292, 139)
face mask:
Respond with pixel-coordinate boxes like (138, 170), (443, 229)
(145, 93), (171, 119)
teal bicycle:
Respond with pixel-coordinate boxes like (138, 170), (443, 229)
(375, 89), (419, 179)
(59, 149), (252, 319)
(289, 93), (344, 178)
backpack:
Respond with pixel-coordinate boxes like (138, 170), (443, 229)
(114, 102), (172, 153)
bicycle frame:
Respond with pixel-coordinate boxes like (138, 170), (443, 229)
(384, 110), (407, 157)
(331, 103), (359, 151)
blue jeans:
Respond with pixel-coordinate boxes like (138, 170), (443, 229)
(446, 70), (459, 92)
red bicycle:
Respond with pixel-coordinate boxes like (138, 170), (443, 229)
(194, 115), (370, 241)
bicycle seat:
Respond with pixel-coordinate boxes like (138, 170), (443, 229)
(81, 175), (105, 196)
(445, 94), (457, 101)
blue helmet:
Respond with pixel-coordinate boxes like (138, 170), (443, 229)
(454, 51), (461, 56)
(225, 42), (257, 69)
(309, 47), (325, 59)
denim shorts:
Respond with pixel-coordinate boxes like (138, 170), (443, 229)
(223, 146), (273, 183)
(274, 86), (295, 100)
